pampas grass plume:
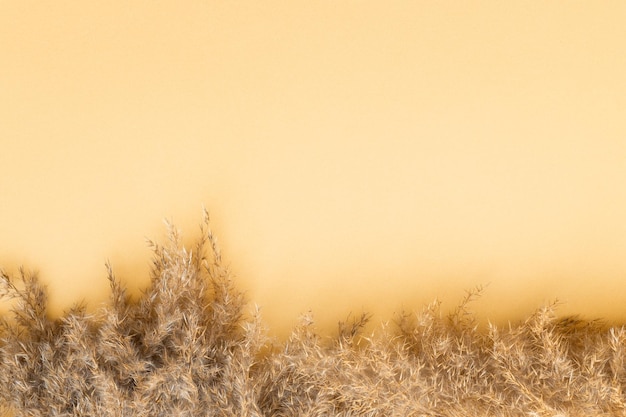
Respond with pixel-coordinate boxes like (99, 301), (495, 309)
(1, 213), (625, 416)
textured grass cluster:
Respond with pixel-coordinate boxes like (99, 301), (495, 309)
(1, 214), (625, 417)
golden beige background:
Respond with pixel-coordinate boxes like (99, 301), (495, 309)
(1, 2), (625, 338)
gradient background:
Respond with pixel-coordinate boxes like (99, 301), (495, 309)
(1, 1), (625, 339)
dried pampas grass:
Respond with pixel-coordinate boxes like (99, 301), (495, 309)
(1, 213), (625, 417)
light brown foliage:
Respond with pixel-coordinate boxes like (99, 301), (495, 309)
(1, 215), (625, 416)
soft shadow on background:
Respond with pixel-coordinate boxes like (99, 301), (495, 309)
(1, 1), (626, 346)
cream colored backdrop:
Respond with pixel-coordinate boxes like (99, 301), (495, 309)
(1, 2), (625, 338)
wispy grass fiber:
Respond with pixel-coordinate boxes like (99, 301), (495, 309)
(1, 213), (625, 416)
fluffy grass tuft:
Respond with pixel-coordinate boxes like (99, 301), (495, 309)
(1, 214), (625, 416)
